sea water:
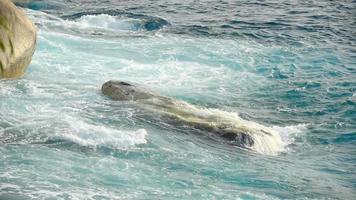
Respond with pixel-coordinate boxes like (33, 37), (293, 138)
(0, 0), (355, 199)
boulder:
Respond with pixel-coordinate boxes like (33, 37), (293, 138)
(0, 0), (37, 78)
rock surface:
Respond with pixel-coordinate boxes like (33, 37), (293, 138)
(102, 80), (284, 155)
(0, 0), (37, 78)
(102, 80), (157, 101)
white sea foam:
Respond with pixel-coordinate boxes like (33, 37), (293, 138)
(218, 112), (309, 155)
(0, 183), (21, 190)
(245, 122), (308, 155)
(53, 116), (147, 149)
(191, 108), (287, 155)
(74, 14), (141, 31)
(27, 10), (143, 33)
(272, 124), (308, 145)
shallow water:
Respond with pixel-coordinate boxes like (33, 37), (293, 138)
(1, 0), (355, 199)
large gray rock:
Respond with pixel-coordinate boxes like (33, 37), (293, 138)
(102, 80), (284, 155)
(102, 81), (157, 101)
(0, 0), (37, 78)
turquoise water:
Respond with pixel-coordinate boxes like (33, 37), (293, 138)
(1, 0), (355, 199)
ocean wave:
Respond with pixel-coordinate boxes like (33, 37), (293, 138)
(63, 10), (170, 32)
(50, 116), (147, 149)
(26, 10), (169, 39)
(74, 14), (143, 32)
(190, 109), (308, 155)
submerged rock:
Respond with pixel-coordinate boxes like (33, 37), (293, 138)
(0, 0), (37, 78)
(102, 80), (284, 155)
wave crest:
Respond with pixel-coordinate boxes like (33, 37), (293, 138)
(51, 116), (147, 149)
(64, 10), (170, 32)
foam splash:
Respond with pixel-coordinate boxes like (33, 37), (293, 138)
(52, 116), (147, 149)
(272, 124), (308, 147)
(27, 10), (166, 35)
(201, 109), (309, 155)
(193, 108), (287, 155)
(243, 121), (308, 155)
(74, 14), (142, 31)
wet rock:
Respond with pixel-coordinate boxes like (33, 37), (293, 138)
(102, 80), (284, 154)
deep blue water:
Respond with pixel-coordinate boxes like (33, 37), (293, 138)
(0, 0), (355, 199)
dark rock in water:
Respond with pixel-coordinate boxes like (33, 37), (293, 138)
(102, 80), (157, 101)
(0, 0), (37, 78)
(102, 80), (284, 155)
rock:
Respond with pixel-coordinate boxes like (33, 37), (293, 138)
(102, 80), (157, 101)
(102, 80), (284, 155)
(0, 0), (37, 78)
